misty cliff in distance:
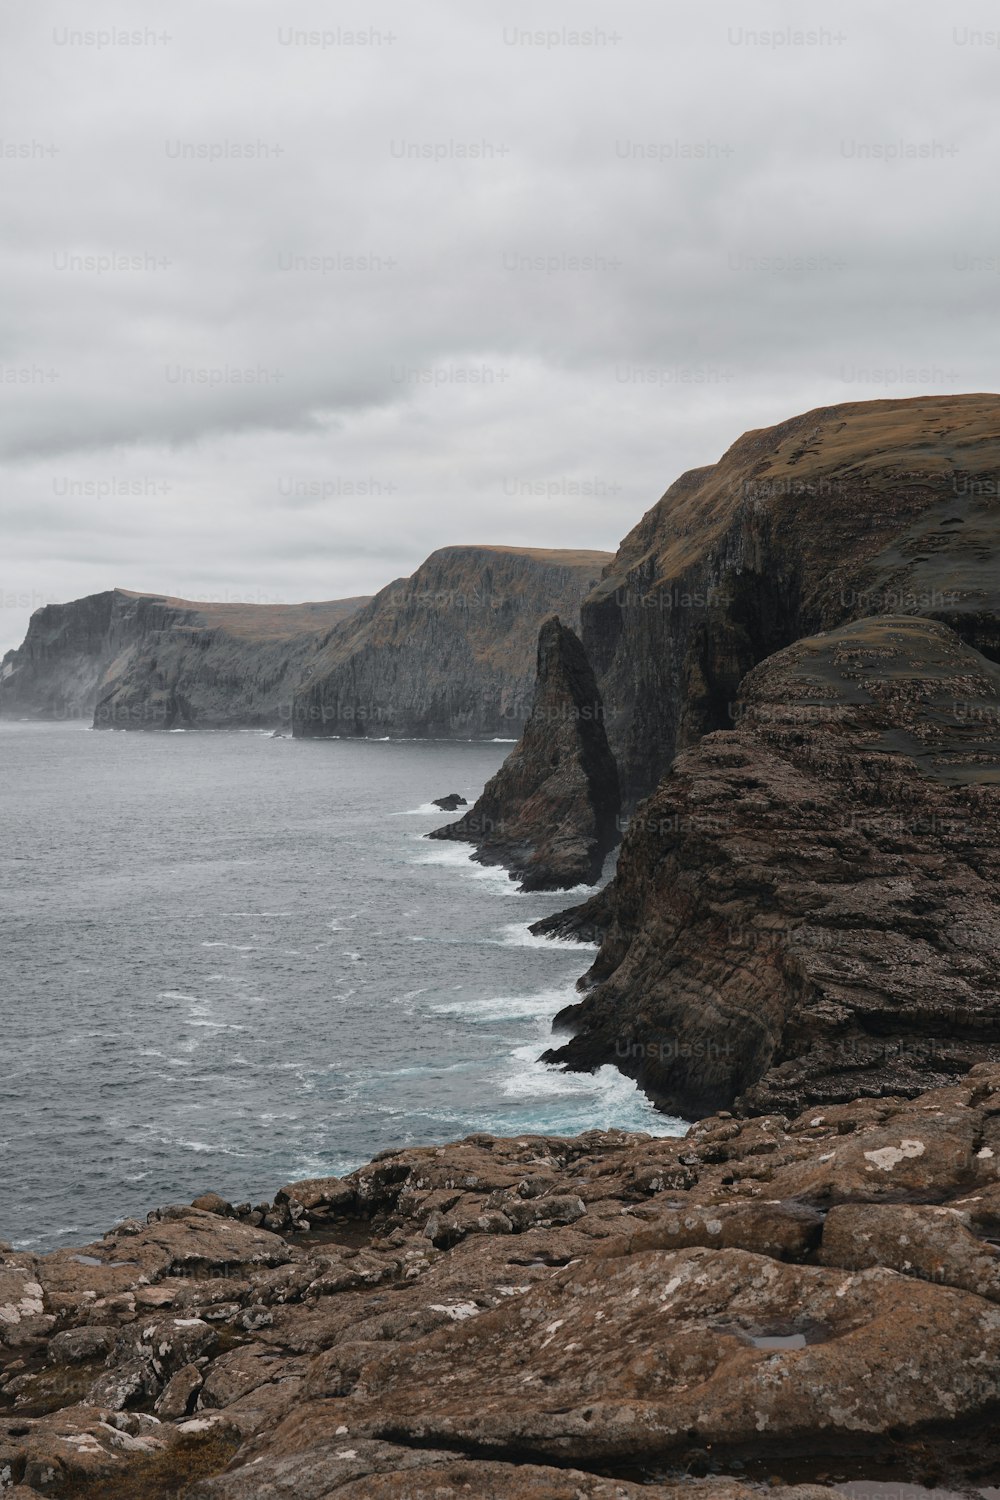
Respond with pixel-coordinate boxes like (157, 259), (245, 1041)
(292, 545), (612, 739)
(0, 589), (369, 730)
(0, 544), (611, 736)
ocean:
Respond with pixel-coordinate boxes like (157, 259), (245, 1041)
(0, 722), (682, 1251)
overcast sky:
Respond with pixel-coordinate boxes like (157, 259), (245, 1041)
(2, 0), (998, 653)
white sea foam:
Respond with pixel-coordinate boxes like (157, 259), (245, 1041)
(500, 1045), (684, 1138)
(200, 941), (254, 951)
(431, 984), (576, 1024)
(428, 978), (686, 1139)
(173, 1139), (247, 1156)
(392, 801), (456, 816)
(494, 921), (598, 953)
(411, 840), (520, 894)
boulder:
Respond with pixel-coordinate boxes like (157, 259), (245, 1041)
(274, 1176), (354, 1214)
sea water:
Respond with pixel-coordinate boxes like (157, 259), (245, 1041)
(0, 722), (682, 1250)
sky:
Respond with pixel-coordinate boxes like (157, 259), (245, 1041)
(2, 0), (998, 654)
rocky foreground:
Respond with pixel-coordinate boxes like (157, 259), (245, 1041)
(7, 1068), (1000, 1495)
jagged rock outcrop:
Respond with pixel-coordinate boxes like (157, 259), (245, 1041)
(428, 617), (620, 889)
(431, 792), (467, 811)
(574, 393), (1000, 806)
(543, 615), (1000, 1117)
(8, 1070), (1000, 1494)
(0, 591), (368, 730)
(292, 546), (611, 740)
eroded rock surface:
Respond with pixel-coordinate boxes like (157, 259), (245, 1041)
(7, 1069), (1000, 1494)
(544, 615), (1000, 1116)
(429, 616), (621, 889)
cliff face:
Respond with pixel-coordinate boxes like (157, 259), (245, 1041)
(543, 616), (1000, 1118)
(292, 546), (611, 739)
(0, 591), (369, 729)
(1, 590), (119, 722)
(580, 393), (1000, 806)
(427, 617), (620, 889)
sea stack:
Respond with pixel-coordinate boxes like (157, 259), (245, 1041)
(429, 616), (621, 890)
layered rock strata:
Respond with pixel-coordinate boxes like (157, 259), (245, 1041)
(293, 546), (611, 740)
(7, 1069), (1000, 1494)
(543, 615), (1000, 1117)
(428, 617), (620, 889)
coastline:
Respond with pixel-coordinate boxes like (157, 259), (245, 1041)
(5, 1066), (1000, 1496)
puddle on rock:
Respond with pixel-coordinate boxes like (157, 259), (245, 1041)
(71, 1254), (136, 1268)
(715, 1320), (826, 1351)
(748, 1332), (808, 1350)
(838, 1484), (1000, 1500)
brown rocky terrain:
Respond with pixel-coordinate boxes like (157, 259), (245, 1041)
(6, 1068), (1000, 1496)
(542, 615), (1000, 1117)
(292, 546), (611, 740)
(0, 591), (369, 730)
(428, 617), (620, 889)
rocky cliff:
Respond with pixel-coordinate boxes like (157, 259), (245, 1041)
(543, 615), (1000, 1118)
(0, 542), (611, 737)
(577, 393), (1000, 807)
(292, 546), (611, 739)
(0, 591), (369, 730)
(7, 1069), (1000, 1495)
(428, 616), (620, 889)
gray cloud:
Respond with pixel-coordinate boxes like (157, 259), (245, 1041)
(2, 0), (998, 651)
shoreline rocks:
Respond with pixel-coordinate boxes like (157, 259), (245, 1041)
(7, 1070), (1000, 1494)
(431, 792), (467, 811)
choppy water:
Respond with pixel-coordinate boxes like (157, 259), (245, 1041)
(1, 722), (681, 1250)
